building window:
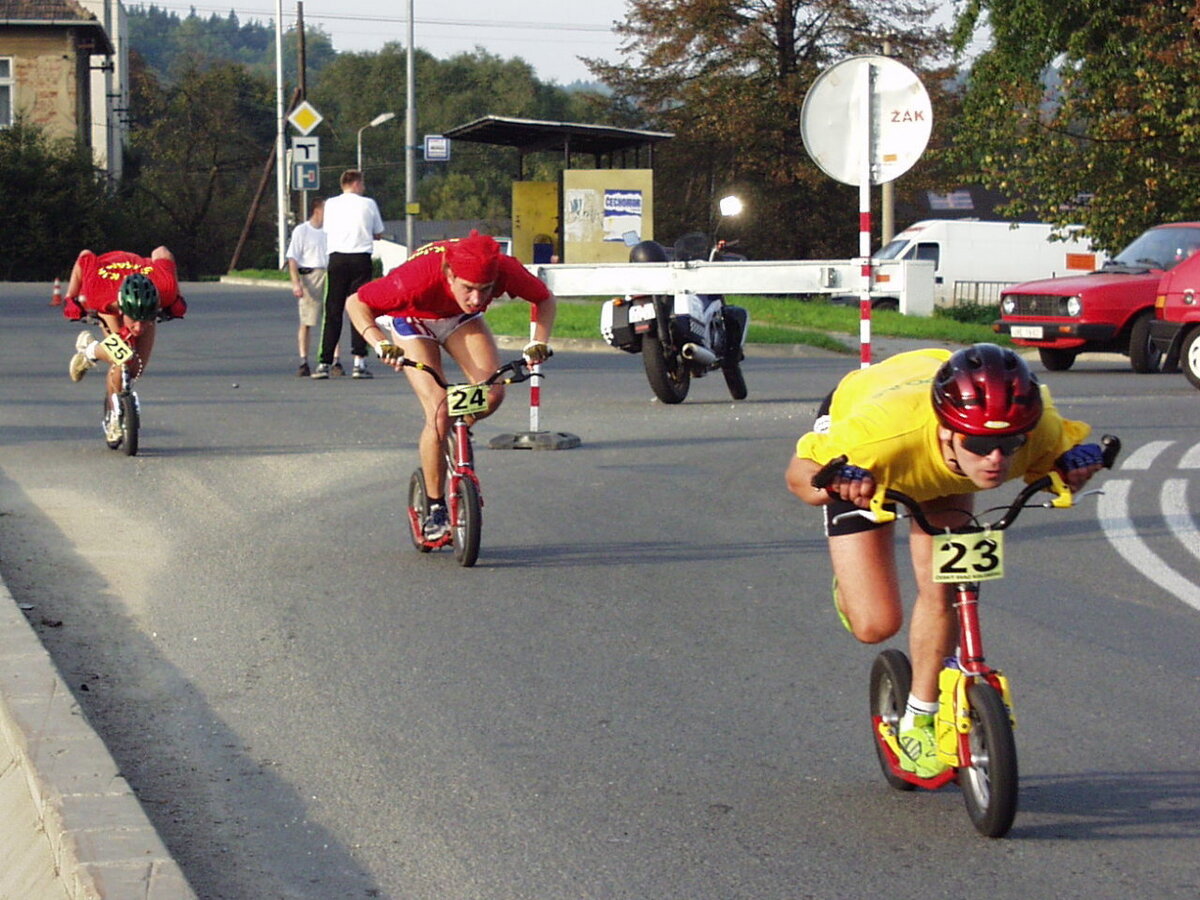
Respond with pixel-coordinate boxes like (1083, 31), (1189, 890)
(0, 58), (12, 128)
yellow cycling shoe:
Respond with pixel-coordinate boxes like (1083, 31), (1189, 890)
(897, 714), (948, 778)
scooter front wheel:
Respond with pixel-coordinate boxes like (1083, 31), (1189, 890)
(960, 680), (1018, 837)
(868, 649), (916, 792)
(451, 474), (481, 567)
(119, 392), (139, 456)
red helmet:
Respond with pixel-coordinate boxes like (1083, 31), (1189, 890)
(932, 343), (1042, 436)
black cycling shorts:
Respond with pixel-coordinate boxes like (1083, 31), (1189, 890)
(814, 389), (894, 537)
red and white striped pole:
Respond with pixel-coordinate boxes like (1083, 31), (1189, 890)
(858, 61), (875, 368)
(50, 277), (63, 306)
(528, 303), (541, 433)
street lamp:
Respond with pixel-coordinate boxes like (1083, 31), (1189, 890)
(356, 111), (396, 173)
(713, 194), (743, 246)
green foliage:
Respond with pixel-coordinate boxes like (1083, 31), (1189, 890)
(949, 1), (1200, 251)
(307, 47), (598, 222)
(0, 120), (109, 280)
(127, 4), (336, 85)
(585, 0), (958, 260)
(933, 301), (1001, 326)
(484, 295), (1002, 346)
(123, 62), (278, 276)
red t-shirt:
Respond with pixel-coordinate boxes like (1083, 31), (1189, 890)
(356, 241), (549, 317)
(78, 251), (180, 315)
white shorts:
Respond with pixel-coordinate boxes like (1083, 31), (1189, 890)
(375, 312), (482, 346)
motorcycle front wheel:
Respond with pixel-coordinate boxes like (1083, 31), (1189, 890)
(642, 334), (690, 404)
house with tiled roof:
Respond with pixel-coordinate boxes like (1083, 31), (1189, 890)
(0, 0), (128, 180)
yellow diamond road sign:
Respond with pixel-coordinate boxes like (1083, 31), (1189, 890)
(287, 101), (323, 136)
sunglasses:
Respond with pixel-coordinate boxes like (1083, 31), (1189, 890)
(960, 432), (1027, 458)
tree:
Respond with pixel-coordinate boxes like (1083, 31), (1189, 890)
(309, 47), (597, 224)
(0, 120), (109, 280)
(122, 58), (277, 275)
(586, 0), (952, 259)
(950, 0), (1200, 251)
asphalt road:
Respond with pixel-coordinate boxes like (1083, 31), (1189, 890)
(1, 282), (1198, 899)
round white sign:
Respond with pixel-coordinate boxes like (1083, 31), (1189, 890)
(801, 55), (933, 186)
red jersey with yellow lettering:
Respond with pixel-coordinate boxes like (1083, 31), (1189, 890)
(355, 240), (549, 318)
(77, 251), (180, 315)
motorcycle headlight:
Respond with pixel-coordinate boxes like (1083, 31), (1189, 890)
(1066, 295), (1082, 317)
(1001, 296), (1016, 315)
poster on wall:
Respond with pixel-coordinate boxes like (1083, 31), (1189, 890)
(564, 188), (603, 245)
(603, 190), (644, 243)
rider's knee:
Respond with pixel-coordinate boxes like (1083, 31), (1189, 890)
(850, 616), (901, 645)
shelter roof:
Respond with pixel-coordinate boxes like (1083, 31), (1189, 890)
(443, 115), (673, 158)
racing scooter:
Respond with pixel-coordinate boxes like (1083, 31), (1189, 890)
(600, 234), (749, 404)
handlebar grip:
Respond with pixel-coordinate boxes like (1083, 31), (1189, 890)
(810, 455), (849, 490)
(1101, 434), (1121, 469)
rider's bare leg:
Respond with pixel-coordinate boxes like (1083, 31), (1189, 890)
(443, 317), (504, 420)
(97, 314), (155, 397)
(906, 494), (972, 702)
(400, 338), (453, 499)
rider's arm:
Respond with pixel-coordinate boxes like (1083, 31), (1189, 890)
(347, 293), (380, 345)
(786, 454), (878, 509)
(287, 257), (304, 297)
(530, 291), (556, 344)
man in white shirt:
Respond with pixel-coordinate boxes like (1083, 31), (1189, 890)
(285, 197), (330, 377)
(314, 169), (384, 379)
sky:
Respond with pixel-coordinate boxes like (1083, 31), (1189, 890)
(146, 0), (632, 84)
(143, 0), (978, 86)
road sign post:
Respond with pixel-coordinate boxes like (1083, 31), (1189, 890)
(801, 55), (932, 366)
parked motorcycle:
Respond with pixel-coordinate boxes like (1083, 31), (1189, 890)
(600, 234), (749, 404)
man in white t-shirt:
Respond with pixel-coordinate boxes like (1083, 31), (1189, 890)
(285, 197), (330, 377)
(314, 169), (384, 380)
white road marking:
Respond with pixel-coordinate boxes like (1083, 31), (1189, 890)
(1121, 440), (1173, 470)
(1097, 479), (1200, 613)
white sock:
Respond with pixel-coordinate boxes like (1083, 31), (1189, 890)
(901, 694), (938, 730)
(85, 340), (99, 361)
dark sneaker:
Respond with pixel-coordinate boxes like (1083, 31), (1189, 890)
(311, 363), (330, 380)
(297, 362), (311, 377)
(423, 502), (450, 540)
(331, 362), (346, 376)
(352, 365), (374, 379)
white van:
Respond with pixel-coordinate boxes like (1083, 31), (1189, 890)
(866, 219), (1106, 310)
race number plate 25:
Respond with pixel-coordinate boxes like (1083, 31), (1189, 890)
(446, 383), (489, 418)
(932, 531), (1005, 583)
(101, 333), (135, 365)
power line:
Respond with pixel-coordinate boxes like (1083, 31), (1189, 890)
(131, 2), (619, 34)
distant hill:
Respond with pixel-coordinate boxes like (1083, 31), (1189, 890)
(125, 4), (336, 82)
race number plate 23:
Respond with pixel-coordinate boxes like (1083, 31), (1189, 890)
(101, 333), (135, 365)
(446, 383), (489, 418)
(932, 531), (1005, 583)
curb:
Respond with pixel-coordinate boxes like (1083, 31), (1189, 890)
(0, 575), (196, 900)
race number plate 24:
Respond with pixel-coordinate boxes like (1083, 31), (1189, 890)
(932, 531), (1005, 583)
(446, 383), (490, 418)
(101, 333), (135, 365)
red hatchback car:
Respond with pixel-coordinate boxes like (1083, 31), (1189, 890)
(995, 222), (1200, 372)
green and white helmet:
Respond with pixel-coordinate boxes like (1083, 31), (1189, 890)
(118, 273), (160, 321)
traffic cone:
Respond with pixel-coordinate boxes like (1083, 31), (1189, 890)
(50, 277), (62, 306)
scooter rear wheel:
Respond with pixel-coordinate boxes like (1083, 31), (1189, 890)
(868, 649), (916, 792)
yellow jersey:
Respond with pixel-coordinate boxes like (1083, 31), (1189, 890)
(796, 349), (1091, 503)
